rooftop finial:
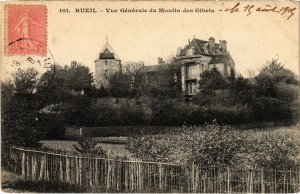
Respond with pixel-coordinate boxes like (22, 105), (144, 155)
(106, 34), (108, 42)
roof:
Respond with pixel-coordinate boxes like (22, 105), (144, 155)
(97, 40), (120, 60)
(139, 64), (168, 73)
(209, 54), (230, 64)
(100, 48), (115, 59)
(178, 38), (222, 56)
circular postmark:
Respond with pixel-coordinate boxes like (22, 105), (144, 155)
(3, 38), (56, 97)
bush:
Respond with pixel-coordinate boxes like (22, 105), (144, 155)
(127, 123), (300, 168)
(206, 104), (253, 124)
(248, 132), (300, 168)
(127, 122), (248, 166)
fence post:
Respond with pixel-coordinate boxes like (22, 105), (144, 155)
(26, 152), (30, 180)
(249, 169), (253, 193)
(227, 167), (231, 193)
(158, 163), (162, 191)
(79, 157), (82, 187)
(95, 159), (99, 190)
(31, 153), (36, 181)
(21, 151), (26, 180)
(261, 167), (265, 194)
(59, 155), (63, 182)
(38, 154), (45, 180)
(46, 154), (49, 181)
(66, 156), (70, 183)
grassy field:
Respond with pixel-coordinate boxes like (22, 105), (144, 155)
(40, 136), (130, 157)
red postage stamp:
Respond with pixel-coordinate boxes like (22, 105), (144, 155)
(5, 5), (47, 56)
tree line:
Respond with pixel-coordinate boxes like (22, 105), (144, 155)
(1, 58), (299, 165)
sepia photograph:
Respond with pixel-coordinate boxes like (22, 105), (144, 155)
(0, 1), (299, 193)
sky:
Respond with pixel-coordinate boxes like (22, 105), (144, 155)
(1, 1), (299, 79)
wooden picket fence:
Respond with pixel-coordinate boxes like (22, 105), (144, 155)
(10, 147), (300, 193)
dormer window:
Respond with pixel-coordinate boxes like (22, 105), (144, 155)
(186, 46), (195, 56)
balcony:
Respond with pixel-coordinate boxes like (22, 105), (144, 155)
(185, 74), (198, 80)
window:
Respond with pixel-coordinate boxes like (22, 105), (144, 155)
(186, 46), (195, 56)
(186, 64), (197, 79)
(105, 60), (108, 65)
(104, 69), (108, 79)
(187, 82), (197, 95)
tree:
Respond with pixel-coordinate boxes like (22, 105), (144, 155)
(1, 81), (15, 165)
(199, 68), (229, 91)
(64, 61), (94, 91)
(252, 58), (299, 122)
(1, 68), (45, 168)
(37, 62), (94, 105)
(229, 75), (255, 105)
(36, 62), (95, 127)
(255, 58), (298, 97)
(140, 59), (181, 99)
(108, 71), (131, 97)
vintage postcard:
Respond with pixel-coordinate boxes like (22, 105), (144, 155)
(0, 0), (299, 193)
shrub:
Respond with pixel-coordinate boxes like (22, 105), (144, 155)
(248, 132), (300, 168)
(127, 123), (300, 168)
(126, 134), (180, 162)
(127, 121), (248, 166)
(178, 121), (248, 166)
(73, 137), (107, 157)
(206, 104), (253, 124)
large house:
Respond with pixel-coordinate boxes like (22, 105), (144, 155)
(94, 37), (235, 95)
(177, 37), (235, 96)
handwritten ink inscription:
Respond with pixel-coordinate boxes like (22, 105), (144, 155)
(223, 3), (296, 20)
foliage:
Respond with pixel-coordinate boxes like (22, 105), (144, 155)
(3, 180), (86, 193)
(127, 121), (248, 166)
(178, 121), (248, 166)
(1, 70), (45, 166)
(107, 71), (131, 98)
(73, 137), (107, 156)
(248, 132), (299, 168)
(87, 98), (145, 126)
(36, 62), (94, 106)
(199, 68), (229, 91)
(126, 135), (178, 162)
(127, 123), (300, 168)
(258, 58), (298, 85)
(63, 94), (92, 126)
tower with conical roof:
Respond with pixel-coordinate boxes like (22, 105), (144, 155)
(95, 37), (122, 88)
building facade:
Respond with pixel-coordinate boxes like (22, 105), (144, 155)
(94, 37), (235, 96)
(139, 58), (168, 87)
(177, 37), (235, 96)
(95, 39), (122, 88)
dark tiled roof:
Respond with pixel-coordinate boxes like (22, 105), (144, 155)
(139, 65), (168, 73)
(209, 54), (230, 64)
(99, 48), (115, 59)
(179, 38), (222, 56)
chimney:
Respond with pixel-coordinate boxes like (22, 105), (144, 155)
(176, 47), (182, 57)
(158, 57), (165, 65)
(209, 37), (215, 54)
(221, 40), (227, 53)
